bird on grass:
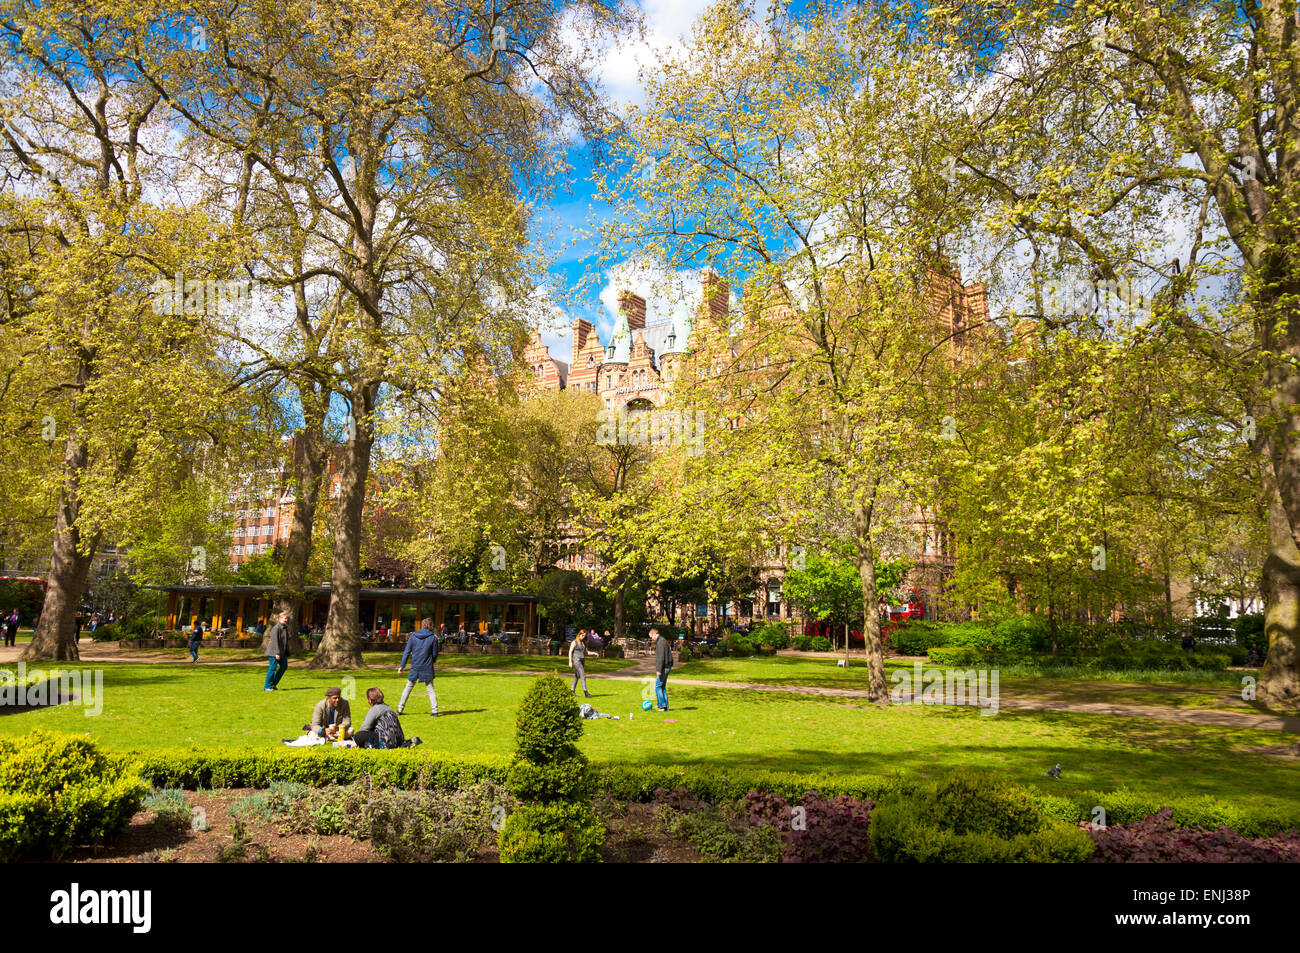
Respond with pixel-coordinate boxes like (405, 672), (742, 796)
(1045, 763), (1062, 780)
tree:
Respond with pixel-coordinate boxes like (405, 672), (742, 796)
(0, 0), (244, 660)
(596, 1), (981, 702)
(784, 551), (861, 659)
(934, 0), (1299, 704)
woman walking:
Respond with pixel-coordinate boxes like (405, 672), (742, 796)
(568, 629), (593, 698)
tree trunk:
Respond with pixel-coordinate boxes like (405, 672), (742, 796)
(310, 388), (377, 670)
(269, 412), (328, 656)
(25, 435), (97, 661)
(1258, 462), (1300, 708)
(854, 553), (888, 703)
(614, 583), (625, 640)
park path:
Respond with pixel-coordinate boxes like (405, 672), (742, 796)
(2, 644), (1297, 735)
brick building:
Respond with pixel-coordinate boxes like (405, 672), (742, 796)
(522, 266), (992, 627)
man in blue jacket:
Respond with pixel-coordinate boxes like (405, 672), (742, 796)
(397, 617), (439, 715)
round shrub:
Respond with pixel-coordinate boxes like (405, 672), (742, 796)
(809, 636), (832, 652)
(513, 674), (582, 763)
(499, 802), (604, 863)
(0, 731), (146, 859)
(791, 634), (813, 651)
(507, 753), (593, 802)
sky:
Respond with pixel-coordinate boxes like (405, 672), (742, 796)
(528, 0), (785, 364)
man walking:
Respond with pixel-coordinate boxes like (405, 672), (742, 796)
(651, 627), (673, 711)
(188, 619), (203, 663)
(263, 611), (291, 692)
(396, 616), (439, 715)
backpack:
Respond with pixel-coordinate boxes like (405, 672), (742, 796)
(373, 709), (405, 750)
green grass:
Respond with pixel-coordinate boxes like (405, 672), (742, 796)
(111, 646), (637, 674)
(672, 656), (1272, 713)
(0, 658), (1296, 813)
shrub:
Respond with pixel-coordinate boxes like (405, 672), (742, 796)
(498, 802), (604, 863)
(751, 622), (790, 650)
(511, 674), (582, 766)
(0, 731), (146, 859)
(886, 623), (951, 656)
(1090, 808), (1300, 863)
(927, 646), (982, 666)
(790, 634), (813, 651)
(284, 778), (513, 861)
(809, 636), (832, 652)
(1234, 613), (1265, 656)
(499, 674), (603, 862)
(651, 793), (781, 863)
(741, 789), (876, 862)
(870, 770), (1095, 863)
(992, 614), (1052, 653)
(506, 755), (593, 802)
(132, 748), (511, 791)
(230, 781), (309, 823)
(142, 787), (190, 833)
(91, 623), (122, 642)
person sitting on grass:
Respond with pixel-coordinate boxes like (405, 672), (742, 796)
(308, 686), (352, 740)
(353, 687), (406, 749)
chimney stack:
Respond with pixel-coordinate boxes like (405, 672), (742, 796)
(572, 317), (595, 366)
(701, 272), (729, 324)
(618, 290), (646, 331)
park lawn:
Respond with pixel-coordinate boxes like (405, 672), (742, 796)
(673, 656), (1269, 714)
(107, 647), (636, 674)
(0, 660), (1297, 813)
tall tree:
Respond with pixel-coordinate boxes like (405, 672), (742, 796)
(0, 0), (240, 660)
(596, 1), (983, 702)
(937, 0), (1300, 705)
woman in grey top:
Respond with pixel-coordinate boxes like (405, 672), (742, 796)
(568, 630), (593, 698)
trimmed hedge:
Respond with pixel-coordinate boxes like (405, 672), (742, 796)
(0, 732), (146, 860)
(119, 751), (1300, 837)
(131, 747), (511, 790)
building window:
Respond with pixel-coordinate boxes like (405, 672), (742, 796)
(587, 355), (594, 368)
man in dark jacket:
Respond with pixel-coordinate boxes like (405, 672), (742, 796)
(396, 617), (439, 715)
(263, 611), (291, 692)
(651, 628), (673, 711)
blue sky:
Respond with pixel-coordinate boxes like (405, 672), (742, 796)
(527, 0), (803, 362)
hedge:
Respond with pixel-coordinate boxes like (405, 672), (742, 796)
(118, 751), (1300, 837)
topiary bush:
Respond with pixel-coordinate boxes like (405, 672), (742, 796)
(499, 674), (604, 863)
(870, 770), (1095, 863)
(0, 731), (146, 859)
